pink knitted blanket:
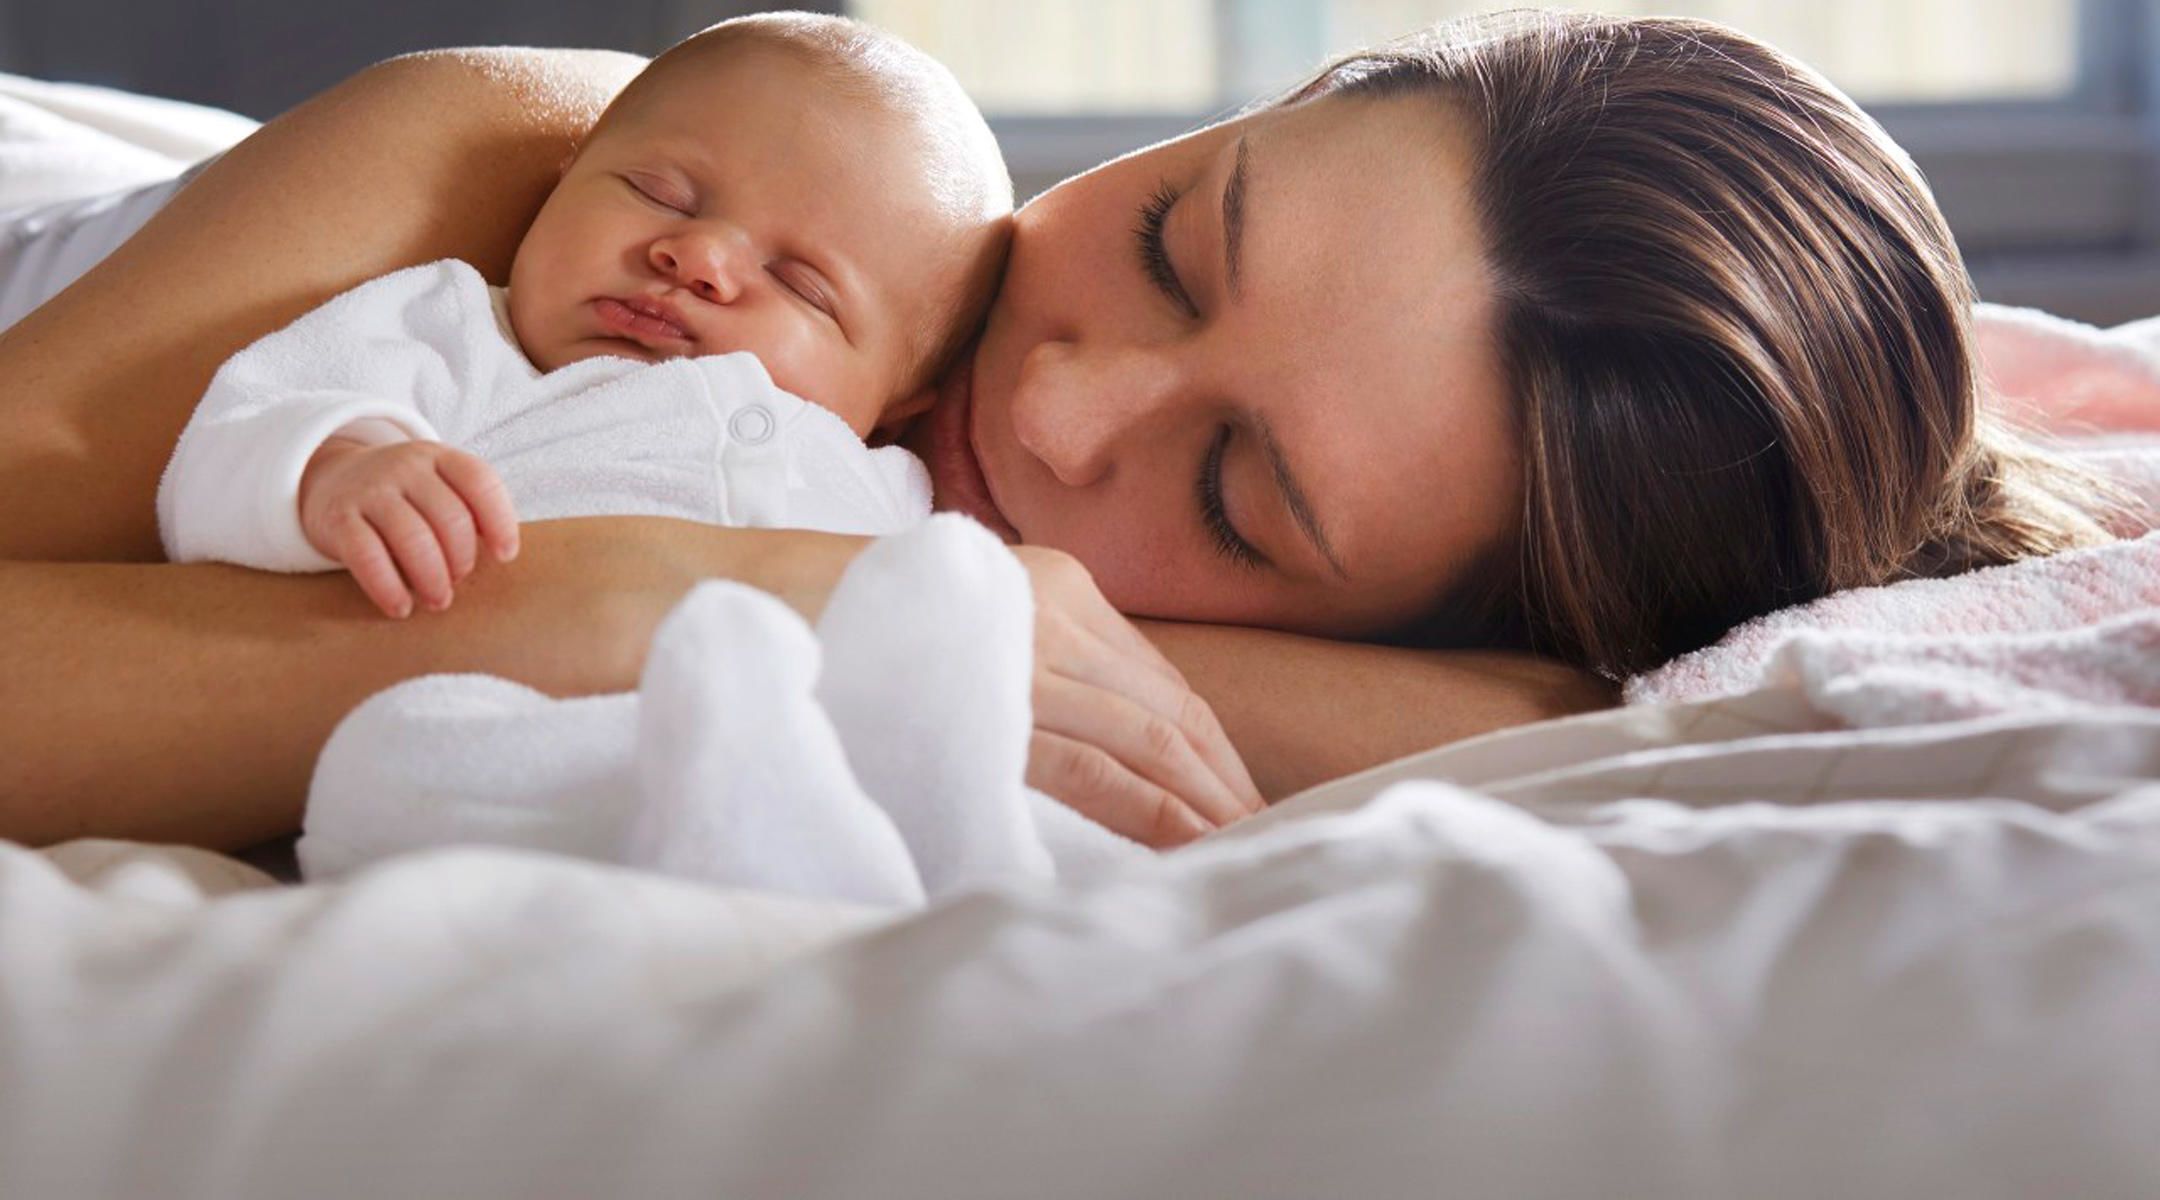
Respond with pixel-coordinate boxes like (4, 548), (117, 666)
(1626, 303), (2160, 723)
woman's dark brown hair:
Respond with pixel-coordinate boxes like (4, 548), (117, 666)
(1289, 11), (2131, 677)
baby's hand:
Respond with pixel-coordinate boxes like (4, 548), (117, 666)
(299, 436), (520, 618)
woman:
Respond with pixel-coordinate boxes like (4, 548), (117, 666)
(0, 13), (2118, 852)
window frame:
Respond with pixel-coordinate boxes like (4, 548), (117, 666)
(937, 0), (2160, 321)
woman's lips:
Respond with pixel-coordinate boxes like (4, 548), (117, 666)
(594, 295), (694, 347)
(932, 355), (1020, 543)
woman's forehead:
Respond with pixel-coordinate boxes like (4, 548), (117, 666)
(1221, 97), (1516, 620)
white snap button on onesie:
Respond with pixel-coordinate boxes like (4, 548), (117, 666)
(729, 404), (776, 445)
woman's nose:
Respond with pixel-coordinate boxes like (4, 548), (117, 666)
(648, 227), (754, 304)
(1008, 340), (1186, 487)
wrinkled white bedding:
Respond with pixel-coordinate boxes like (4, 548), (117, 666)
(9, 696), (2160, 1198)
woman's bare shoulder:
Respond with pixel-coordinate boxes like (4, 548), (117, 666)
(255, 47), (649, 274)
(0, 47), (649, 561)
(328, 47), (648, 150)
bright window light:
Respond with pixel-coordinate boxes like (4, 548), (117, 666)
(849, 0), (2084, 114)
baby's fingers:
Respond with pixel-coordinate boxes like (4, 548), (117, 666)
(435, 450), (519, 564)
(329, 513), (412, 619)
(401, 470), (483, 583)
(368, 502), (455, 612)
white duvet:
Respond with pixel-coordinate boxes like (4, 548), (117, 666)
(8, 690), (2160, 1199)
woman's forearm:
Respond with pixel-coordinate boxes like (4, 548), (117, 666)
(1139, 621), (1619, 801)
(1, 515), (1606, 848)
(0, 519), (871, 850)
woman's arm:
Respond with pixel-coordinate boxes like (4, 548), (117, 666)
(0, 518), (871, 849)
(1141, 622), (1618, 802)
(0, 47), (645, 562)
(0, 509), (1606, 848)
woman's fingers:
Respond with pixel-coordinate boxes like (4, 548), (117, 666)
(1165, 680), (1265, 815)
(364, 500), (454, 611)
(434, 450), (519, 563)
(1041, 611), (1266, 817)
(1025, 730), (1212, 848)
(1033, 672), (1256, 831)
(1015, 544), (1267, 834)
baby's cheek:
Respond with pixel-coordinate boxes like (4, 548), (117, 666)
(758, 327), (880, 434)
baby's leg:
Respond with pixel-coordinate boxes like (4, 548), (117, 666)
(301, 675), (640, 880)
(626, 580), (924, 908)
(813, 515), (1053, 895)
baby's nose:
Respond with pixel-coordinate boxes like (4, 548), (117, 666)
(650, 228), (754, 303)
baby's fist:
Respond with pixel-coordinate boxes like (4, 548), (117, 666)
(299, 437), (520, 618)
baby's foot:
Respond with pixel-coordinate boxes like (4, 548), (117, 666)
(626, 580), (924, 907)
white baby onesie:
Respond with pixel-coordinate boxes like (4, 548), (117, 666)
(157, 257), (929, 568)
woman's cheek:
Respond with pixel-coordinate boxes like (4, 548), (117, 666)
(1056, 523), (1188, 615)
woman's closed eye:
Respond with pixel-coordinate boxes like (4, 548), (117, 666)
(1134, 181), (1198, 319)
(1199, 425), (1266, 571)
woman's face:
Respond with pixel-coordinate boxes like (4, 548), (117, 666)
(901, 92), (1518, 640)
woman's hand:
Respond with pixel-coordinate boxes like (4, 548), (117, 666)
(1013, 545), (1266, 847)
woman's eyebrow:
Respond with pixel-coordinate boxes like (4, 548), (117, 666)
(1250, 410), (1349, 581)
(1223, 136), (1251, 299)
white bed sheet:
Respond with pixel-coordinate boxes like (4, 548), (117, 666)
(9, 687), (2160, 1199)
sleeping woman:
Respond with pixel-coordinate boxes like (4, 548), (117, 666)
(0, 11), (2125, 854)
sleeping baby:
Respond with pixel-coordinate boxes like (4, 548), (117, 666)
(153, 16), (1143, 904)
(158, 12), (1011, 611)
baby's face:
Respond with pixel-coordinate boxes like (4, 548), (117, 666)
(509, 44), (988, 435)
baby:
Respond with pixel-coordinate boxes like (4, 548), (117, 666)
(158, 13), (1011, 615)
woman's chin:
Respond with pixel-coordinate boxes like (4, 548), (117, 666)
(914, 352), (1021, 543)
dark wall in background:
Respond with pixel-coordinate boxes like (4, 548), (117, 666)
(0, 1), (791, 117)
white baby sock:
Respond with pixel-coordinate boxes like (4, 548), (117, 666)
(623, 579), (925, 908)
(814, 515), (1056, 895)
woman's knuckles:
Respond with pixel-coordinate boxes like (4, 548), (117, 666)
(1138, 711), (1186, 765)
(1172, 689), (1220, 743)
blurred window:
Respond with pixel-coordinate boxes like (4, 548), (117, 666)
(849, 0), (2085, 115)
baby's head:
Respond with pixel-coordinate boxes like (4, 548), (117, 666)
(508, 13), (1012, 436)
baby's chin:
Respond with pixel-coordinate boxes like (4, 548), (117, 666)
(535, 336), (658, 371)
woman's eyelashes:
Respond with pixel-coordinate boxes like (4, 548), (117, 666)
(1134, 181), (1199, 319)
(1199, 425), (1266, 571)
